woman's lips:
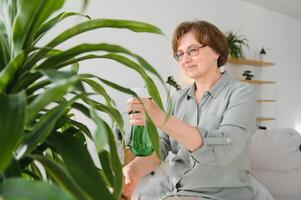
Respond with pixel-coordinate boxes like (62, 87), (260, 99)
(185, 65), (197, 70)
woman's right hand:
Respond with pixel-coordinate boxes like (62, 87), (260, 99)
(122, 163), (140, 200)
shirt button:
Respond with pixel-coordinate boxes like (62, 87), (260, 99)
(226, 138), (231, 143)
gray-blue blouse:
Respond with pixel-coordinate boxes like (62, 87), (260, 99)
(156, 72), (256, 200)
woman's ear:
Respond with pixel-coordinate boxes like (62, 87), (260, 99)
(215, 52), (220, 60)
(211, 49), (220, 60)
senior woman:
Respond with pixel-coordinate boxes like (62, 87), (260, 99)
(123, 20), (256, 200)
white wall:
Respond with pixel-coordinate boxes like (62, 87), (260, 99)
(57, 0), (301, 132)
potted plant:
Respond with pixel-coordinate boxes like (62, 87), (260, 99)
(0, 0), (165, 199)
(225, 30), (249, 59)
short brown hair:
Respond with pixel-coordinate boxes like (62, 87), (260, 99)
(172, 20), (228, 67)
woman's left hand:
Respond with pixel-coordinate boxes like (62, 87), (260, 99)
(126, 98), (165, 127)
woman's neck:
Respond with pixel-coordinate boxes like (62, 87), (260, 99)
(194, 70), (221, 93)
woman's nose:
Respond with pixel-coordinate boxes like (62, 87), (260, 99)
(182, 53), (192, 63)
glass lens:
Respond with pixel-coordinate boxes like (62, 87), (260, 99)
(187, 47), (199, 56)
(174, 52), (183, 61)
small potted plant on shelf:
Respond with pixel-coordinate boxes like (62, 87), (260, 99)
(242, 70), (254, 80)
(225, 30), (249, 59)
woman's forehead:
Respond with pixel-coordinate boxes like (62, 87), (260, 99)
(177, 33), (202, 50)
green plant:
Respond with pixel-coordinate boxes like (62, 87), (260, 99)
(0, 0), (165, 199)
(225, 30), (249, 58)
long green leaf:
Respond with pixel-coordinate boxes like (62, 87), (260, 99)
(70, 100), (123, 198)
(45, 42), (165, 86)
(16, 95), (80, 159)
(0, 91), (25, 172)
(0, 178), (72, 200)
(0, 0), (17, 27)
(82, 96), (124, 133)
(25, 19), (163, 69)
(81, 78), (114, 106)
(87, 109), (122, 199)
(98, 150), (114, 187)
(0, 51), (24, 93)
(98, 53), (164, 109)
(25, 75), (79, 124)
(88, 104), (109, 153)
(65, 53), (165, 110)
(22, 169), (40, 180)
(66, 119), (92, 140)
(81, 74), (163, 162)
(82, 73), (166, 140)
(80, 74), (136, 96)
(0, 28), (9, 70)
(48, 19), (164, 48)
(34, 12), (91, 44)
(12, 0), (64, 55)
(3, 159), (22, 178)
(72, 102), (90, 118)
(26, 79), (51, 95)
(38, 43), (122, 69)
(16, 42), (166, 95)
(47, 132), (113, 200)
(145, 115), (161, 159)
(106, 133), (123, 199)
(38, 42), (165, 87)
(31, 155), (90, 200)
(100, 119), (123, 199)
(0, 0), (17, 50)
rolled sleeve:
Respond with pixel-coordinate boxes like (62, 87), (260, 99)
(191, 126), (250, 165)
(190, 84), (256, 165)
(158, 93), (178, 161)
(159, 129), (171, 161)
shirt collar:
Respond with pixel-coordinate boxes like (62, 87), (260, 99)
(186, 71), (231, 100)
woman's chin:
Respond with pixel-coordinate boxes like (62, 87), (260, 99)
(185, 70), (203, 79)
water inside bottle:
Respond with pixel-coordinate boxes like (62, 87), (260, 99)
(130, 125), (153, 156)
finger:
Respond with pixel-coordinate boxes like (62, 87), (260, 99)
(129, 112), (145, 120)
(128, 97), (150, 105)
(129, 119), (145, 126)
(123, 183), (134, 200)
(123, 186), (131, 200)
(127, 103), (143, 113)
(127, 97), (141, 104)
(121, 193), (129, 200)
(124, 173), (131, 184)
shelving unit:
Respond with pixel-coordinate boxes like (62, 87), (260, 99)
(256, 100), (276, 103)
(256, 117), (276, 122)
(226, 57), (276, 126)
(227, 57), (274, 67)
(239, 79), (276, 84)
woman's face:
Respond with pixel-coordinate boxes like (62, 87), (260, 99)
(176, 32), (220, 80)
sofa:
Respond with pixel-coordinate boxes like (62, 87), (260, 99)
(250, 128), (301, 200)
(131, 128), (301, 200)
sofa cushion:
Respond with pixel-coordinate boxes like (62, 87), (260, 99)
(250, 128), (301, 200)
(250, 175), (274, 200)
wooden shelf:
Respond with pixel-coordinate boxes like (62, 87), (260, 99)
(240, 79), (276, 84)
(227, 57), (274, 66)
(227, 57), (276, 126)
(256, 100), (276, 103)
(256, 117), (276, 122)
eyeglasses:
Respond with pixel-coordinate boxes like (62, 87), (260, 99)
(174, 45), (207, 62)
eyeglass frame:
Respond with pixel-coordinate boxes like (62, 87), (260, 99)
(173, 44), (207, 62)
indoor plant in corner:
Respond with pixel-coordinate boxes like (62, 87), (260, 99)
(0, 0), (165, 199)
(225, 30), (249, 59)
